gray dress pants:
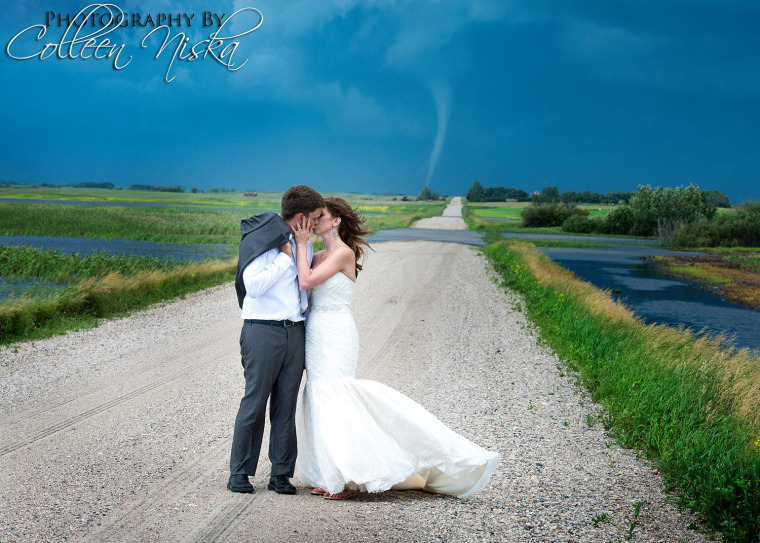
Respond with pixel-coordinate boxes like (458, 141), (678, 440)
(229, 320), (305, 477)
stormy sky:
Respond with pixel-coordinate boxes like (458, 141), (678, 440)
(1, 1), (758, 203)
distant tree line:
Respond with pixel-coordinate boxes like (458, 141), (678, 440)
(467, 182), (529, 202)
(467, 181), (732, 209)
(129, 184), (184, 192)
(529, 186), (636, 205)
(468, 182), (643, 205)
(75, 182), (115, 189)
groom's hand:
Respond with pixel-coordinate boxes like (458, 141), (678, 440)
(279, 242), (293, 258)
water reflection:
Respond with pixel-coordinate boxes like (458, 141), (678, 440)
(542, 245), (760, 352)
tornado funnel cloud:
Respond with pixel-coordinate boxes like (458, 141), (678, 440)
(425, 85), (450, 187)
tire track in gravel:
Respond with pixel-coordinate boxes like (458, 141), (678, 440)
(80, 440), (257, 543)
(184, 484), (267, 543)
(0, 333), (232, 426)
(85, 443), (272, 543)
(0, 346), (236, 457)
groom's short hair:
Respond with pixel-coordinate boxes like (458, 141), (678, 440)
(281, 185), (325, 220)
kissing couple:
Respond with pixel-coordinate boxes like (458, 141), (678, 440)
(228, 185), (500, 499)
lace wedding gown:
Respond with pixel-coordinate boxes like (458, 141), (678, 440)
(295, 272), (500, 498)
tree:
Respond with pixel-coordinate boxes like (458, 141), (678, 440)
(604, 205), (634, 234)
(704, 190), (730, 208)
(532, 186), (560, 204)
(466, 181), (485, 202)
(417, 186), (439, 201)
(560, 191), (580, 203)
(630, 184), (715, 243)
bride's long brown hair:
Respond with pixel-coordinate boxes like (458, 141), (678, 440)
(325, 197), (372, 276)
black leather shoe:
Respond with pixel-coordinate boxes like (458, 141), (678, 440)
(227, 474), (254, 493)
(268, 475), (296, 495)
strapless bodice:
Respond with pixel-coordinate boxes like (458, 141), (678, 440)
(309, 272), (354, 313)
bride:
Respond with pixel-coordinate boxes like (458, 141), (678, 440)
(292, 197), (500, 500)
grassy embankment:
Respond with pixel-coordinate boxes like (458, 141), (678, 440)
(0, 247), (236, 345)
(485, 240), (760, 542)
(0, 190), (446, 345)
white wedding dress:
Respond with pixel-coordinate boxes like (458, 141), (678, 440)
(295, 272), (500, 498)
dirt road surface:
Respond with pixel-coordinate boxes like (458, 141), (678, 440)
(0, 241), (706, 542)
(411, 197), (467, 230)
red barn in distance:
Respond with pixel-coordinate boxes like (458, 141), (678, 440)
(244, 192), (258, 197)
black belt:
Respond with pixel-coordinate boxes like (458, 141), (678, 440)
(245, 319), (304, 327)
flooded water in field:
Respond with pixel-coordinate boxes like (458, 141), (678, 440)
(542, 245), (760, 352)
(0, 235), (235, 262)
(501, 232), (656, 244)
(0, 277), (69, 302)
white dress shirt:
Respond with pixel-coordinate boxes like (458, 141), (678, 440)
(240, 237), (313, 321)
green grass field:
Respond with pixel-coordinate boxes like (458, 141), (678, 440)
(467, 201), (615, 220)
(0, 187), (446, 245)
(0, 186), (434, 211)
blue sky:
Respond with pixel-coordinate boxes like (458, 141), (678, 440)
(1, 1), (758, 203)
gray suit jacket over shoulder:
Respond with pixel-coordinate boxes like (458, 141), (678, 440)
(235, 212), (292, 308)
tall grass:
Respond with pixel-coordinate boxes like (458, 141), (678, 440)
(485, 240), (760, 542)
(728, 253), (760, 273)
(0, 260), (235, 345)
(0, 246), (177, 282)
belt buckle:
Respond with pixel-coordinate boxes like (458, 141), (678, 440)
(283, 319), (294, 327)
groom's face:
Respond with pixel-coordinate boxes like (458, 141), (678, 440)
(308, 209), (323, 223)
(290, 209), (323, 232)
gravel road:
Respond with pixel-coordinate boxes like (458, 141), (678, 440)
(411, 197), (468, 230)
(0, 241), (708, 542)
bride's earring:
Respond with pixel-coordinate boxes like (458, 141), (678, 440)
(332, 226), (338, 238)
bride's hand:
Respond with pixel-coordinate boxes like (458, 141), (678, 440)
(294, 215), (312, 246)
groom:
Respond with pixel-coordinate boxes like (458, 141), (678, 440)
(228, 185), (324, 494)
